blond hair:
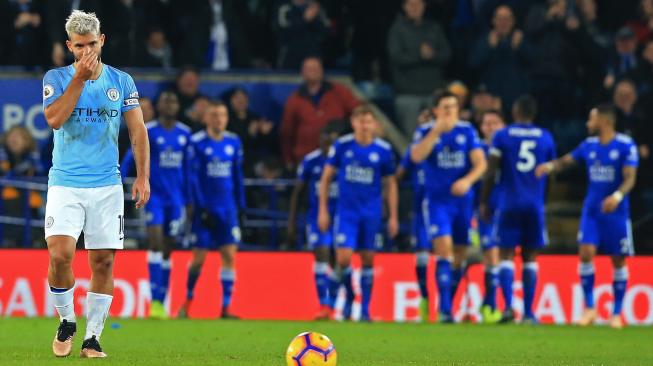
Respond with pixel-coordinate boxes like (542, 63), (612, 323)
(65, 10), (101, 38)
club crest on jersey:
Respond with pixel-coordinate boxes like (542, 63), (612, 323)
(609, 149), (619, 160)
(456, 134), (466, 145)
(178, 135), (187, 146)
(107, 88), (120, 101)
(45, 216), (54, 228)
(369, 152), (379, 163)
(43, 84), (54, 99)
(336, 234), (346, 244)
(589, 151), (596, 160)
(205, 147), (213, 156)
(224, 145), (235, 156)
(156, 136), (165, 145)
(345, 150), (354, 158)
(312, 166), (321, 174)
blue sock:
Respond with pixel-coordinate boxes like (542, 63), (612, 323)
(342, 267), (354, 303)
(523, 262), (538, 319)
(483, 266), (498, 310)
(451, 266), (464, 301)
(147, 251), (162, 302)
(361, 266), (374, 317)
(221, 269), (235, 309)
(158, 259), (171, 303)
(613, 267), (628, 316)
(499, 260), (514, 311)
(314, 262), (330, 306)
(416, 252), (429, 299)
(579, 262), (595, 309)
(186, 266), (201, 301)
(327, 271), (340, 309)
(435, 258), (452, 315)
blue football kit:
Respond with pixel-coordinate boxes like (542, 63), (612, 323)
(490, 123), (556, 249)
(571, 134), (638, 255)
(121, 121), (192, 236)
(189, 130), (245, 248)
(297, 149), (338, 248)
(326, 134), (395, 250)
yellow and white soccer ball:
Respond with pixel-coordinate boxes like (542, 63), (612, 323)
(286, 332), (337, 366)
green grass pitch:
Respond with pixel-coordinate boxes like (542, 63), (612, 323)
(1, 318), (651, 365)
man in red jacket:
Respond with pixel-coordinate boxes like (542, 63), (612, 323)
(280, 57), (360, 170)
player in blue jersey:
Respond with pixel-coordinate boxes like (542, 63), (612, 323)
(395, 146), (430, 321)
(411, 92), (487, 323)
(43, 11), (150, 358)
(318, 105), (398, 322)
(536, 104), (638, 329)
(177, 100), (245, 319)
(475, 110), (505, 323)
(287, 124), (341, 319)
(481, 96), (556, 324)
(121, 91), (191, 319)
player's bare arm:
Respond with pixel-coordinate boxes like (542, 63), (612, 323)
(410, 120), (448, 163)
(287, 181), (306, 244)
(317, 165), (335, 232)
(480, 153), (500, 220)
(535, 153), (576, 177)
(44, 49), (98, 129)
(602, 166), (637, 213)
(452, 147), (486, 197)
(384, 175), (399, 238)
(124, 107), (151, 209)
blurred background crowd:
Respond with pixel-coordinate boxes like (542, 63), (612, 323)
(0, 0), (652, 252)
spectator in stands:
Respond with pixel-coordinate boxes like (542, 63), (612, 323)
(613, 79), (647, 141)
(7, 0), (44, 67)
(275, 0), (330, 70)
(173, 66), (207, 131)
(577, 0), (612, 50)
(525, 0), (585, 125)
(470, 86), (502, 126)
(44, 0), (103, 67)
(280, 57), (359, 171)
(226, 87), (279, 176)
(626, 39), (653, 100)
(388, 0), (451, 135)
(626, 0), (653, 43)
(134, 27), (173, 69)
(173, 0), (251, 69)
(470, 4), (532, 115)
(0, 125), (43, 247)
(604, 26), (639, 90)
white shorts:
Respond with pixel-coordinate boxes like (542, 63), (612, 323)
(44, 185), (125, 249)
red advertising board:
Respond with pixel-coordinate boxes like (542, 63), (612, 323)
(0, 250), (651, 324)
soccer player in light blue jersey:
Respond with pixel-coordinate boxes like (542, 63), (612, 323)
(287, 124), (341, 320)
(536, 104), (638, 329)
(121, 91), (192, 319)
(481, 96), (556, 324)
(395, 146), (430, 321)
(318, 105), (399, 322)
(178, 101), (245, 319)
(43, 11), (150, 358)
(411, 92), (487, 323)
(475, 110), (505, 323)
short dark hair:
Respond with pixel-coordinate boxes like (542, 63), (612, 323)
(512, 95), (538, 121)
(176, 65), (200, 81)
(594, 103), (616, 125)
(481, 109), (505, 122)
(206, 99), (227, 109)
(351, 104), (377, 119)
(433, 91), (460, 107)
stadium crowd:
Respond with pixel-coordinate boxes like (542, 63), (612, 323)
(1, 0), (653, 250)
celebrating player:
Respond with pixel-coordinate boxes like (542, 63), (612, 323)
(411, 92), (486, 323)
(475, 110), (506, 323)
(395, 146), (429, 321)
(178, 101), (245, 319)
(43, 10), (150, 358)
(481, 96), (555, 324)
(121, 91), (192, 319)
(287, 124), (341, 319)
(536, 104), (638, 329)
(318, 104), (398, 322)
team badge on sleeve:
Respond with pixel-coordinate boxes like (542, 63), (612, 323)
(43, 84), (54, 99)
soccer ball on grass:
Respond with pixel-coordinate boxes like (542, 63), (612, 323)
(285, 332), (337, 366)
